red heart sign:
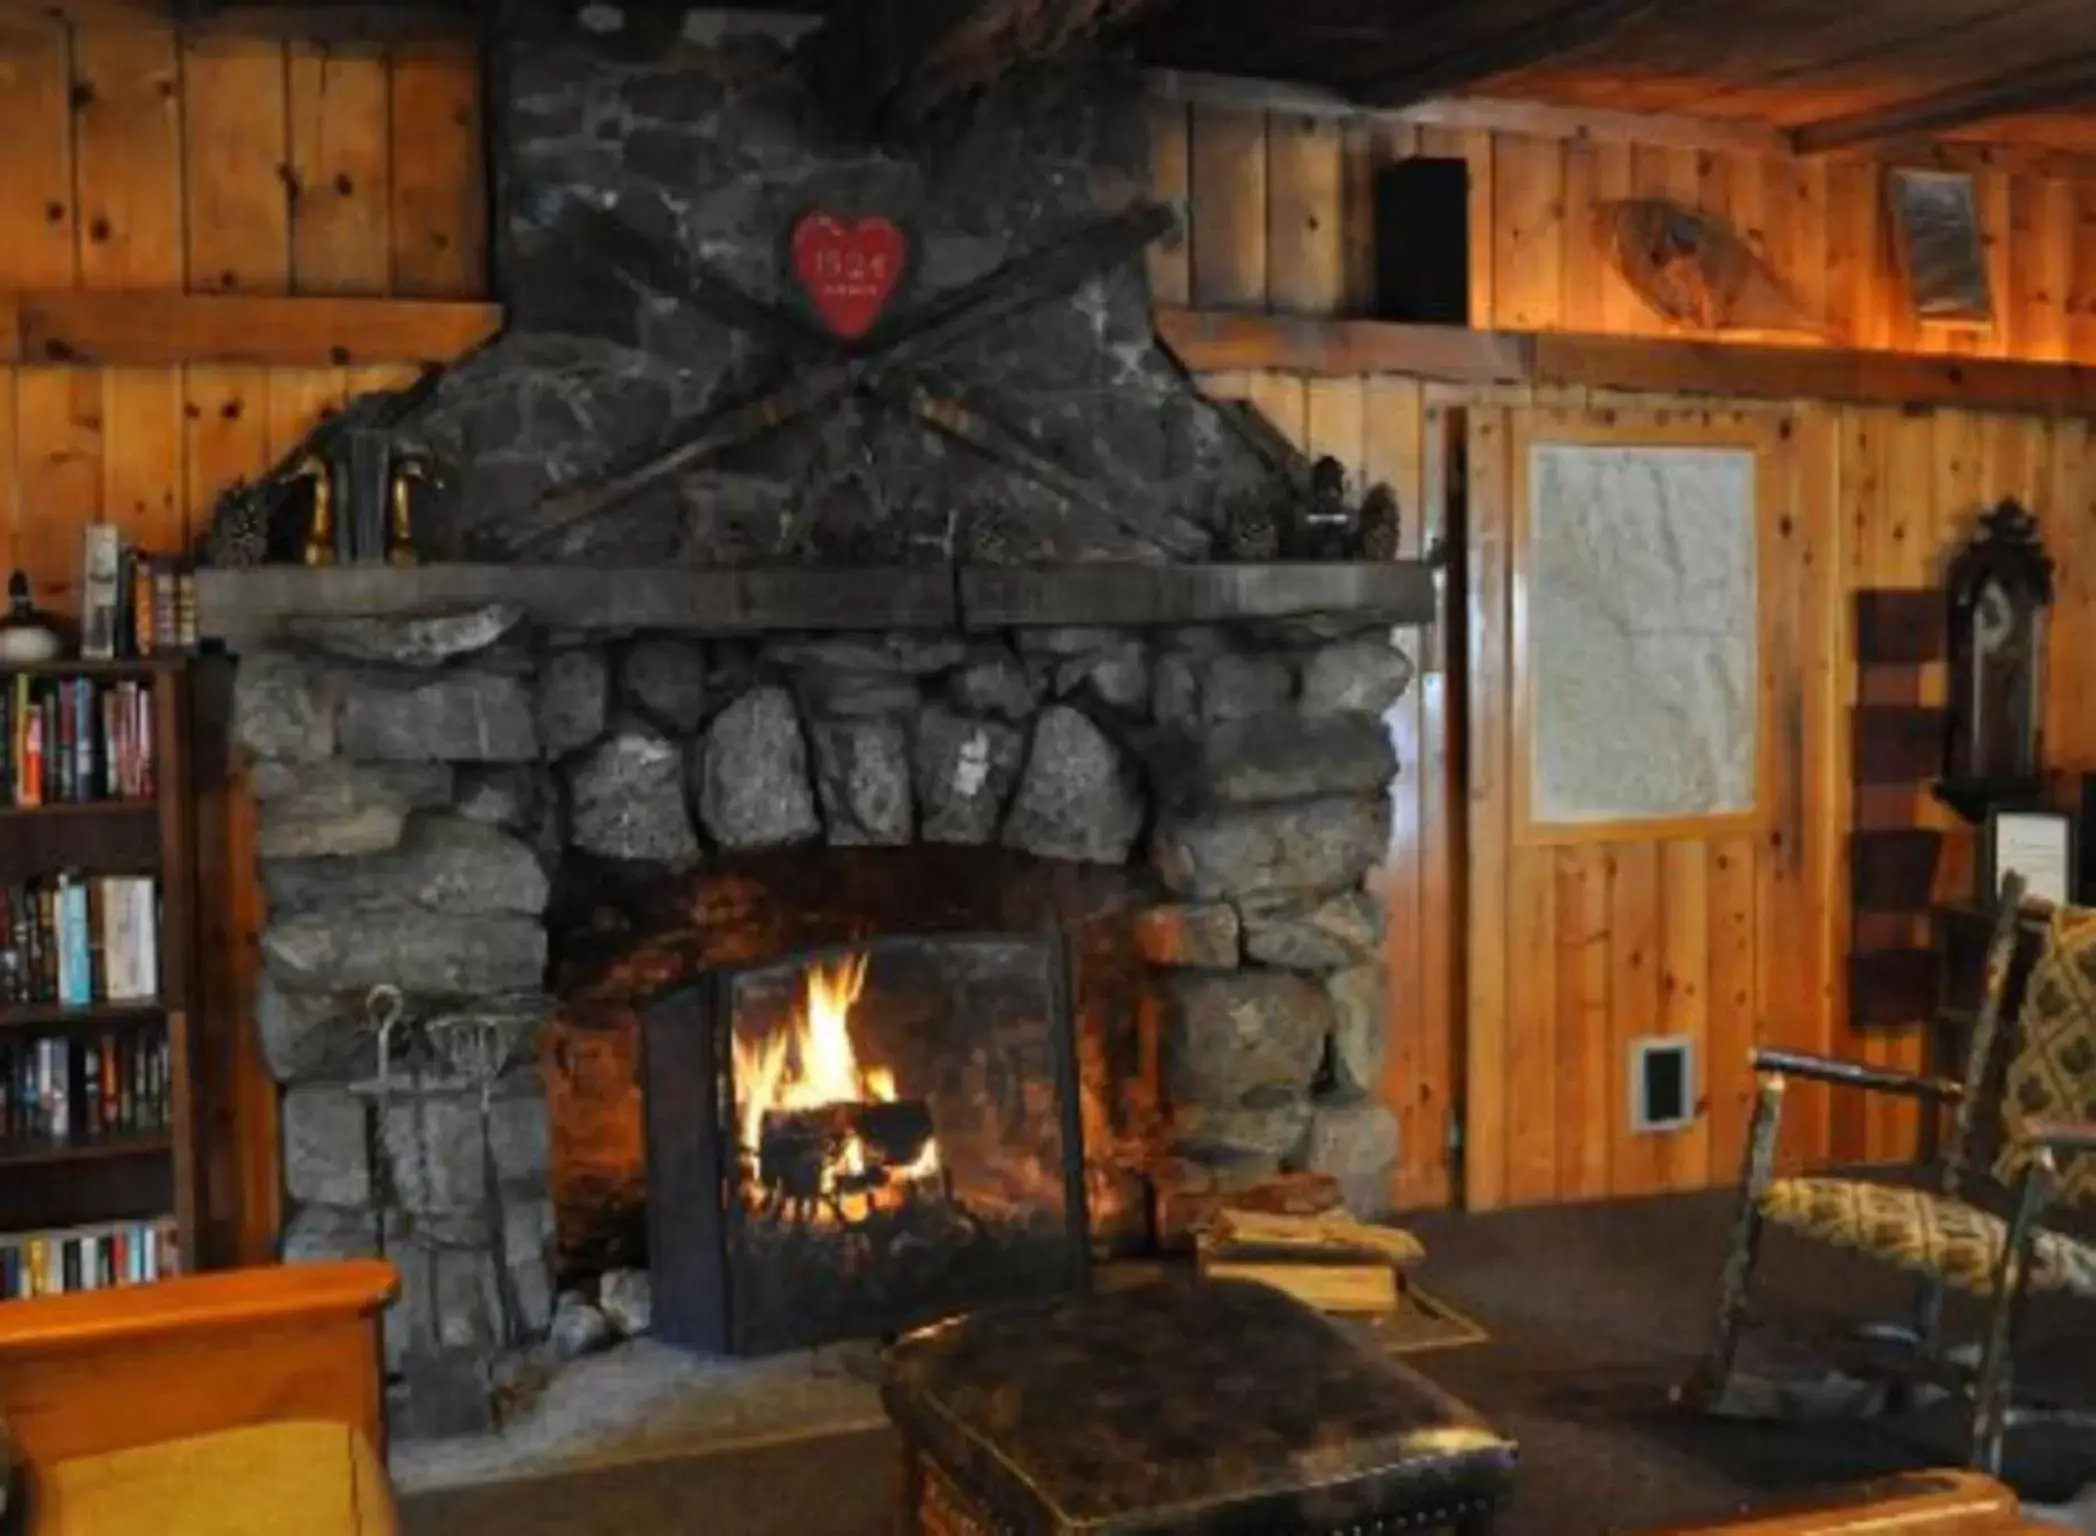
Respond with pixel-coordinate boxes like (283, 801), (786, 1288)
(790, 212), (908, 341)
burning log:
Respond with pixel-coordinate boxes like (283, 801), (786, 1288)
(756, 1099), (938, 1212)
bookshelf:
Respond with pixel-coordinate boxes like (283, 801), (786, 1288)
(0, 656), (198, 1298)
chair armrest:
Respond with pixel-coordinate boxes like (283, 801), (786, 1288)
(1752, 1048), (1964, 1102)
(0, 1260), (397, 1470)
(2021, 1118), (2096, 1155)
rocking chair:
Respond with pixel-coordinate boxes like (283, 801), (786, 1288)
(1682, 870), (2096, 1473)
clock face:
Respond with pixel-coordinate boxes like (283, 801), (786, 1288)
(1976, 579), (2017, 653)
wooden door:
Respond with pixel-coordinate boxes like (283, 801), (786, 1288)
(1460, 400), (1843, 1209)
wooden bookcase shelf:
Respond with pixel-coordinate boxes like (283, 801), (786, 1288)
(0, 658), (200, 1292)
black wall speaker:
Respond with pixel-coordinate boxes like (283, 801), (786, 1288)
(1372, 157), (1472, 326)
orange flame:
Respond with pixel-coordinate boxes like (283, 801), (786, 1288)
(733, 952), (939, 1219)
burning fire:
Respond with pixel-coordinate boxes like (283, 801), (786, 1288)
(733, 951), (940, 1221)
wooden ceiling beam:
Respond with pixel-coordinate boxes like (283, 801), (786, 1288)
(1790, 53), (2096, 154)
(802, 0), (1173, 136)
(1353, 0), (1676, 109)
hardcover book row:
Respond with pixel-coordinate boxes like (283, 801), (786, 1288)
(1, 676), (158, 807)
(0, 1217), (180, 1300)
(0, 875), (160, 1006)
(0, 1027), (172, 1148)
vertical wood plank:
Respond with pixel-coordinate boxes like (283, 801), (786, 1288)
(1265, 113), (1344, 317)
(388, 43), (486, 297)
(1409, 398), (1458, 1209)
(1491, 133), (1563, 332)
(13, 368), (103, 614)
(1657, 838), (1711, 1189)
(1463, 407), (1511, 1209)
(1596, 141), (1644, 336)
(1559, 137), (1606, 333)
(1705, 833), (1759, 1183)
(1969, 164), (2012, 359)
(181, 34), (290, 293)
(2046, 420), (2094, 767)
(0, 18), (79, 288)
(1188, 106), (1268, 309)
(1504, 844), (1559, 1202)
(1554, 842), (1612, 1199)
(2018, 177), (2074, 363)
(2070, 177), (2096, 365)
(1824, 159), (1886, 351)
(1608, 841), (1664, 1195)
(1146, 99), (1191, 308)
(0, 371), (16, 572)
(289, 43), (392, 295)
(1343, 120), (1414, 314)
(100, 368), (182, 552)
(72, 26), (183, 290)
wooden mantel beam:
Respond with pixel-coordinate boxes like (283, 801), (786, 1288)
(1154, 307), (2096, 417)
(0, 291), (503, 367)
(1790, 54), (2096, 155)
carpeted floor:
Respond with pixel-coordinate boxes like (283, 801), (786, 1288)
(401, 1189), (2096, 1536)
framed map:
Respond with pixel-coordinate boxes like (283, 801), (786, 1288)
(1518, 438), (1764, 836)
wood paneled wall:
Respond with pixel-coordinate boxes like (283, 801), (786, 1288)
(1149, 94), (2096, 1208)
(0, 15), (485, 1261)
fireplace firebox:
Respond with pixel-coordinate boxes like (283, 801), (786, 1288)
(642, 931), (1090, 1356)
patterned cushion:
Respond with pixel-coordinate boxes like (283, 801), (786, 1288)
(1760, 1176), (2096, 1298)
(1998, 905), (2096, 1206)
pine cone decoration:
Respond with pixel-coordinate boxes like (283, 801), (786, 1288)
(1357, 483), (1402, 561)
(199, 480), (270, 568)
(1218, 494), (1282, 561)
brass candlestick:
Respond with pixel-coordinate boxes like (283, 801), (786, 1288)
(388, 459), (430, 567)
(296, 455), (335, 567)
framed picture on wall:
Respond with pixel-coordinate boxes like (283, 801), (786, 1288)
(1887, 167), (1994, 328)
(1981, 808), (2074, 907)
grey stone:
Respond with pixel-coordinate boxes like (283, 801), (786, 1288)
(947, 649), (1038, 722)
(1304, 1097), (1399, 1218)
(264, 814), (550, 915)
(235, 654), (336, 763)
(1171, 1099), (1313, 1162)
(454, 765), (545, 829)
(915, 706), (1024, 845)
(1001, 706), (1143, 864)
(257, 978), (374, 1084)
(249, 760), (454, 819)
(1181, 710), (1396, 808)
(382, 1093), (488, 1214)
(1162, 970), (1331, 1106)
(1154, 796), (1389, 900)
(536, 648), (610, 756)
(811, 718), (913, 845)
(501, 1194), (557, 1334)
(765, 635), (967, 674)
(599, 1267), (653, 1337)
(1300, 635), (1416, 717)
(1239, 890), (1382, 972)
(339, 670), (538, 762)
(281, 1202), (378, 1264)
(1326, 964), (1385, 1095)
(257, 804), (409, 860)
(549, 1292), (615, 1360)
(1132, 903), (1240, 968)
(489, 1088), (553, 1186)
(1153, 650), (1292, 727)
(1015, 626), (1124, 657)
(286, 605), (524, 667)
(696, 686), (820, 849)
(265, 910), (547, 996)
(282, 1085), (369, 1208)
(390, 1347), (495, 1440)
(569, 729), (700, 861)
(1056, 637), (1149, 712)
(620, 638), (710, 729)
(796, 669), (922, 720)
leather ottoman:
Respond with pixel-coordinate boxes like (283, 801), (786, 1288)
(882, 1277), (1517, 1535)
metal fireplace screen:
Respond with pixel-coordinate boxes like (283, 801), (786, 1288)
(643, 931), (1089, 1355)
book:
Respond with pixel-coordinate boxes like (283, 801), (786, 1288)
(79, 524), (122, 661)
(1194, 1248), (1401, 1314)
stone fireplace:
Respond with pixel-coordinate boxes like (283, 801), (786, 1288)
(216, 2), (1428, 1437)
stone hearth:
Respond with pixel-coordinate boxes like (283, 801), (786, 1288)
(239, 600), (1414, 1434)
